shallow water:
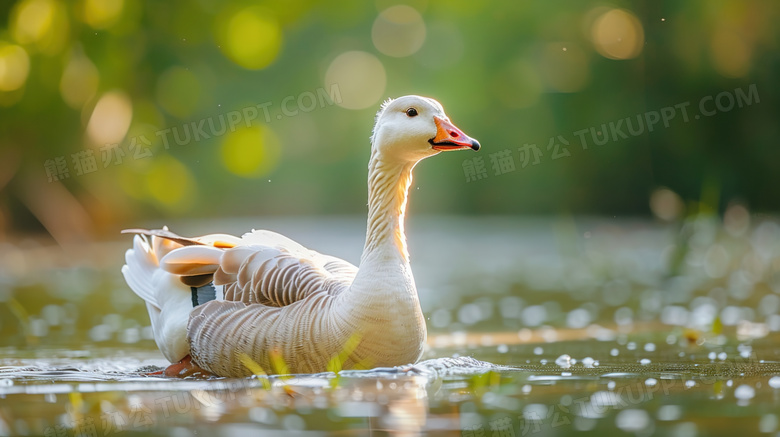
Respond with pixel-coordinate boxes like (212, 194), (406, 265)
(1, 216), (780, 435)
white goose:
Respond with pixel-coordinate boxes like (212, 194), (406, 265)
(122, 95), (480, 377)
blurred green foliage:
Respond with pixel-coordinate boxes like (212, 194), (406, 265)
(0, 0), (778, 240)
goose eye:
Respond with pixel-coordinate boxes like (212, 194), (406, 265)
(405, 108), (418, 117)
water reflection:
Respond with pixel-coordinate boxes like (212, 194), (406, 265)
(0, 356), (438, 435)
(2, 216), (780, 435)
(1, 347), (779, 435)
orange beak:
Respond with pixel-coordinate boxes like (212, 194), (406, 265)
(429, 116), (481, 151)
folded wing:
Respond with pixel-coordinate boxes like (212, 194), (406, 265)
(134, 228), (358, 307)
(215, 230), (357, 306)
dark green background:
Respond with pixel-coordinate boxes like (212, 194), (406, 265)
(0, 0), (777, 241)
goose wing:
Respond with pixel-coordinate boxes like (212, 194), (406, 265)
(127, 228), (357, 306)
(212, 231), (357, 306)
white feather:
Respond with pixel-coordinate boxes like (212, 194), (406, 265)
(121, 234), (191, 362)
(121, 96), (476, 375)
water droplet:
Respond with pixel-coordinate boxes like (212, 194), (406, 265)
(615, 409), (650, 432)
(497, 344), (508, 354)
(524, 404), (549, 420)
(768, 376), (780, 389)
(640, 358), (651, 365)
(582, 357), (595, 368)
(734, 384), (755, 400)
(657, 405), (682, 421)
(533, 347), (543, 355)
(645, 378), (657, 387)
(555, 354), (572, 369)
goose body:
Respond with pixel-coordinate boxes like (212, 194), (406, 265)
(122, 96), (480, 377)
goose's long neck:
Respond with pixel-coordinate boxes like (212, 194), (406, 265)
(341, 148), (426, 366)
(347, 149), (419, 300)
(362, 149), (415, 264)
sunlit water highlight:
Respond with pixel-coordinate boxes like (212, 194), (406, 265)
(1, 216), (780, 435)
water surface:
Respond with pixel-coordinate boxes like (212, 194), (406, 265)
(1, 216), (779, 435)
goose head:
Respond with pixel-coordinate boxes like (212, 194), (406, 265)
(371, 95), (480, 162)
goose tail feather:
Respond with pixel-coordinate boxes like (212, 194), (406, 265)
(122, 235), (161, 309)
(121, 233), (192, 362)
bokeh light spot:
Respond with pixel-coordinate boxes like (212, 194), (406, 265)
(0, 44), (30, 92)
(221, 126), (281, 178)
(11, 0), (54, 44)
(372, 5), (426, 57)
(11, 0), (68, 54)
(217, 6), (282, 70)
(144, 156), (195, 211)
(81, 0), (124, 29)
(710, 27), (751, 78)
(324, 51), (386, 110)
(649, 188), (684, 221)
(86, 90), (133, 147)
(60, 50), (99, 109)
(591, 9), (644, 60)
(724, 203), (750, 237)
(155, 66), (201, 119)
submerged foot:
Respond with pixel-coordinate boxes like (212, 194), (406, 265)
(146, 355), (211, 378)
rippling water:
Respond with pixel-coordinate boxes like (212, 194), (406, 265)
(1, 216), (780, 435)
(2, 342), (780, 436)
